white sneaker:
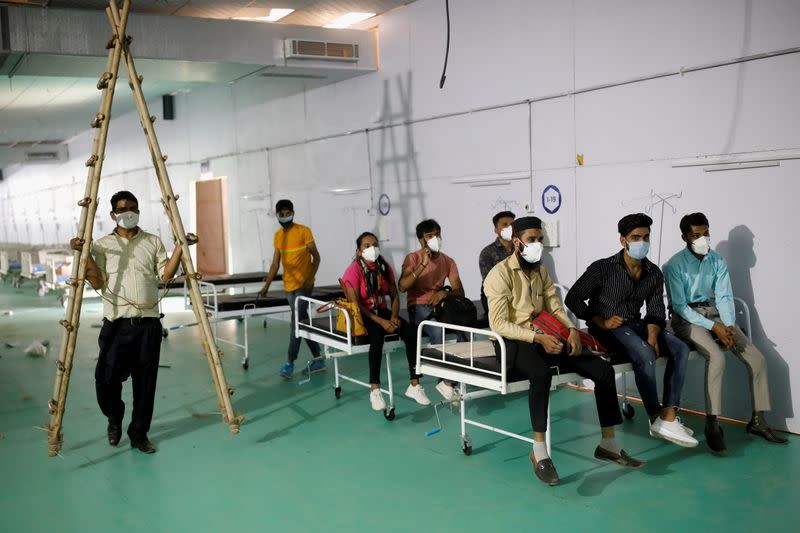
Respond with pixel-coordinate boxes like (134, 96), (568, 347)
(435, 381), (457, 402)
(369, 389), (387, 411)
(650, 417), (699, 447)
(405, 384), (431, 406)
(675, 416), (694, 436)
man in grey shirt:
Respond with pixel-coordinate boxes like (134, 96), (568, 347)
(71, 191), (185, 453)
(478, 211), (515, 314)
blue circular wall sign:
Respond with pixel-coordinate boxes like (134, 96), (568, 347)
(541, 185), (562, 214)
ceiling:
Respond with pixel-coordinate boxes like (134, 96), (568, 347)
(44, 1), (412, 27)
(0, 0), (414, 167)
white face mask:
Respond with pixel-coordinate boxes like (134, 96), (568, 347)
(519, 241), (543, 263)
(115, 211), (139, 230)
(362, 246), (379, 263)
(426, 236), (441, 253)
(499, 226), (513, 241)
(691, 236), (711, 256)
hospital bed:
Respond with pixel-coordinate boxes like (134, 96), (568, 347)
(42, 257), (74, 302)
(174, 271), (280, 311)
(294, 295), (410, 420)
(186, 281), (342, 370)
(20, 251), (47, 285)
(0, 250), (22, 285)
(414, 296), (753, 457)
(293, 294), (472, 421)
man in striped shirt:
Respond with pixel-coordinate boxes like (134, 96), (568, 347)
(73, 191), (186, 454)
(566, 213), (698, 448)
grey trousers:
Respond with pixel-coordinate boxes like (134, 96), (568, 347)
(672, 305), (770, 415)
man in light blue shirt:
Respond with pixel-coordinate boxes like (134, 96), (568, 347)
(664, 213), (787, 452)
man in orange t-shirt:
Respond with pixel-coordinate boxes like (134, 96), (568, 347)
(259, 199), (323, 379)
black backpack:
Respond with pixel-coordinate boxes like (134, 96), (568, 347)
(430, 295), (478, 327)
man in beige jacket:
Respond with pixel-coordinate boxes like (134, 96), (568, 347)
(484, 216), (643, 486)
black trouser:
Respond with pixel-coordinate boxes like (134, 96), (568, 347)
(364, 307), (420, 384)
(95, 317), (163, 440)
(500, 338), (623, 433)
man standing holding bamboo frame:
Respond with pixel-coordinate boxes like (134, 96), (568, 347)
(71, 191), (185, 453)
(47, 0), (243, 456)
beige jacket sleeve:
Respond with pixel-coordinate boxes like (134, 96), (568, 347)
(484, 264), (536, 344)
(540, 267), (576, 330)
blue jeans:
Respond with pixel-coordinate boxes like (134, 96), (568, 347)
(591, 322), (689, 417)
(409, 304), (468, 344)
(287, 288), (321, 363)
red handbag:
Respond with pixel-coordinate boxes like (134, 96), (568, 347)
(531, 311), (607, 353)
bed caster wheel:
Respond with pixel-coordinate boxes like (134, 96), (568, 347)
(622, 401), (635, 420)
(384, 407), (396, 421)
(334, 386), (342, 399)
(161, 328), (168, 339)
(461, 437), (472, 456)
(242, 360), (249, 370)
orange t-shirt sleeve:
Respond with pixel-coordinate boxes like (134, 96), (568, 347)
(304, 227), (315, 246)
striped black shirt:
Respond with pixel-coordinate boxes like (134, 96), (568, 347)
(565, 250), (667, 329)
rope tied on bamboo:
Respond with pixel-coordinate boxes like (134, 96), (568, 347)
(90, 113), (106, 128)
(97, 72), (113, 90)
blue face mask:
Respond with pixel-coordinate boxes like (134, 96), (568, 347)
(626, 240), (650, 260)
(277, 215), (293, 226)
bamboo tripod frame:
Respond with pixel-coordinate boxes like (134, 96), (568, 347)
(47, 0), (243, 457)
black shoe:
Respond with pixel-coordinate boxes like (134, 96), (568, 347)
(107, 423), (122, 447)
(529, 451), (560, 486)
(705, 423), (727, 453)
(594, 446), (646, 468)
(130, 437), (157, 454)
(746, 421), (789, 444)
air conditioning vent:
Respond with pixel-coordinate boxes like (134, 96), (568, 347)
(285, 39), (359, 62)
(26, 151), (60, 161)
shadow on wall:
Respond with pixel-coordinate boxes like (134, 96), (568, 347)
(373, 71), (426, 269)
(716, 225), (793, 430)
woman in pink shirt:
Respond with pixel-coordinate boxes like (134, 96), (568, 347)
(341, 232), (433, 411)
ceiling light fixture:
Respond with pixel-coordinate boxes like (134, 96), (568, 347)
(234, 8), (295, 22)
(323, 12), (376, 29)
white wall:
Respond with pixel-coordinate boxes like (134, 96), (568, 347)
(2, 0), (799, 430)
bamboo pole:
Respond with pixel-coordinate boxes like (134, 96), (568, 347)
(107, 4), (242, 432)
(47, 0), (133, 457)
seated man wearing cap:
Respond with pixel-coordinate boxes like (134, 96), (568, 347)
(484, 216), (644, 486)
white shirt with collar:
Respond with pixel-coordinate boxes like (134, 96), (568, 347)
(92, 229), (168, 321)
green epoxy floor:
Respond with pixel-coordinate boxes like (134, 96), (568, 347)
(1, 286), (798, 533)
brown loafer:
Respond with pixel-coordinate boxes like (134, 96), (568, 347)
(593, 446), (646, 468)
(529, 451), (560, 486)
(746, 423), (789, 444)
(107, 423), (121, 447)
(131, 437), (157, 454)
